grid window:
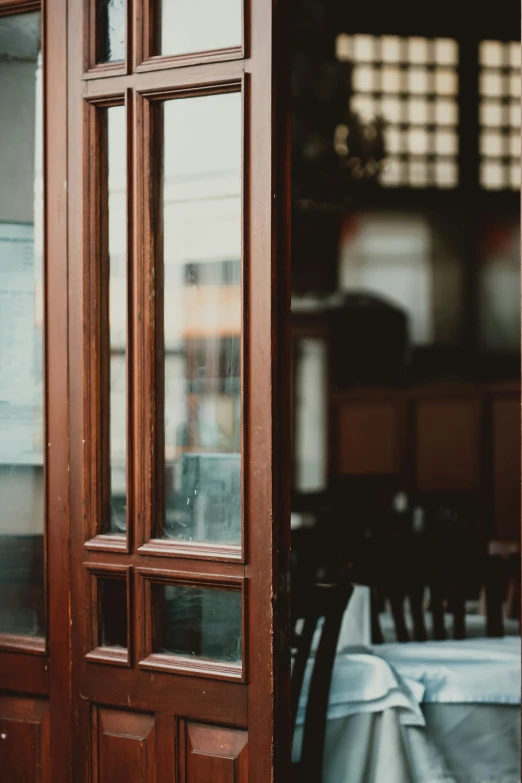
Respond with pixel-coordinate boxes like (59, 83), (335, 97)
(479, 40), (521, 190)
(336, 34), (459, 189)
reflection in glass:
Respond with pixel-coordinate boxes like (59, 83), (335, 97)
(0, 13), (44, 637)
(161, 92), (242, 545)
(154, 584), (242, 663)
(158, 0), (241, 57)
(97, 0), (125, 63)
(99, 577), (127, 648)
(105, 105), (127, 534)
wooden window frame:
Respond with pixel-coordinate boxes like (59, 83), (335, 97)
(85, 563), (132, 667)
(85, 0), (130, 79)
(136, 566), (246, 681)
(134, 0), (246, 74)
(0, 0), (47, 659)
(83, 92), (133, 554)
(134, 78), (247, 564)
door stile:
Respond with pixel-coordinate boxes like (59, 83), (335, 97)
(46, 0), (72, 778)
(246, 0), (292, 780)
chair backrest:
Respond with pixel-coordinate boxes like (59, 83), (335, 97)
(291, 579), (353, 783)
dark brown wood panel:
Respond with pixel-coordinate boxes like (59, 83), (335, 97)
(0, 652), (49, 695)
(93, 707), (156, 782)
(0, 695), (50, 783)
(415, 395), (480, 493)
(492, 394), (520, 541)
(78, 667), (247, 726)
(337, 399), (403, 477)
(182, 723), (248, 783)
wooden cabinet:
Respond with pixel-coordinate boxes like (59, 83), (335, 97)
(333, 382), (520, 541)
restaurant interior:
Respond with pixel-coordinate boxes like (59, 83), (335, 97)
(289, 0), (521, 780)
(0, 3), (519, 781)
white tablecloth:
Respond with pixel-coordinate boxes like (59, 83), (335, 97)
(295, 586), (521, 782)
(293, 704), (521, 783)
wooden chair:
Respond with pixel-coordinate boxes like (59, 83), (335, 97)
(291, 578), (353, 783)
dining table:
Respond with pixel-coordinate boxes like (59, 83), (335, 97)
(293, 586), (521, 783)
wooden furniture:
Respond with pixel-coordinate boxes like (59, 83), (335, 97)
(291, 579), (353, 783)
(0, 1), (292, 781)
(332, 382), (520, 545)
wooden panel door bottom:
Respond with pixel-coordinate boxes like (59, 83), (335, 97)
(0, 694), (50, 783)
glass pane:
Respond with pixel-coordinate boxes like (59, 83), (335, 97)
(154, 584), (242, 663)
(159, 0), (242, 57)
(97, 0), (125, 63)
(435, 38), (458, 65)
(161, 92), (242, 546)
(99, 577), (127, 648)
(0, 13), (44, 638)
(381, 36), (401, 63)
(105, 105), (127, 535)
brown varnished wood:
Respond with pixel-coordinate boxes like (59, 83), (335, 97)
(0, 694), (50, 783)
(0, 0), (39, 12)
(182, 723), (248, 783)
(246, 0), (292, 779)
(45, 0), (73, 778)
(79, 667), (247, 726)
(84, 563), (131, 667)
(84, 60), (245, 99)
(68, 0), (92, 773)
(0, 652), (49, 695)
(93, 707), (156, 783)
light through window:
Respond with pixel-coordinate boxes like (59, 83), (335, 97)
(336, 34), (459, 189)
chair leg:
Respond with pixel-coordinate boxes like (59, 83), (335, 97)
(389, 591), (409, 642)
(430, 582), (446, 640)
(409, 587), (428, 642)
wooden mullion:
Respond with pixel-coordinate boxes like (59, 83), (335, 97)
(124, 87), (134, 550)
(84, 59), (245, 98)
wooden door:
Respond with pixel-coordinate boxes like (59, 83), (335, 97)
(0, 1), (69, 781)
(67, 1), (290, 782)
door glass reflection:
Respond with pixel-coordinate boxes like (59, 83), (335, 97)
(97, 0), (125, 63)
(160, 92), (242, 546)
(99, 577), (127, 649)
(158, 0), (241, 57)
(153, 584), (242, 663)
(105, 105), (127, 535)
(0, 13), (44, 637)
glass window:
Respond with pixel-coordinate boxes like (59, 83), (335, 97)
(160, 92), (242, 546)
(158, 0), (242, 58)
(0, 13), (44, 637)
(153, 583), (242, 663)
(99, 577), (127, 649)
(336, 34), (459, 189)
(97, 0), (125, 63)
(104, 105), (128, 535)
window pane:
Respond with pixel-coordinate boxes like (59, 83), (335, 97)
(105, 105), (127, 535)
(153, 584), (242, 663)
(99, 577), (127, 648)
(159, 0), (242, 57)
(161, 92), (242, 546)
(0, 13), (44, 637)
(97, 0), (125, 63)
